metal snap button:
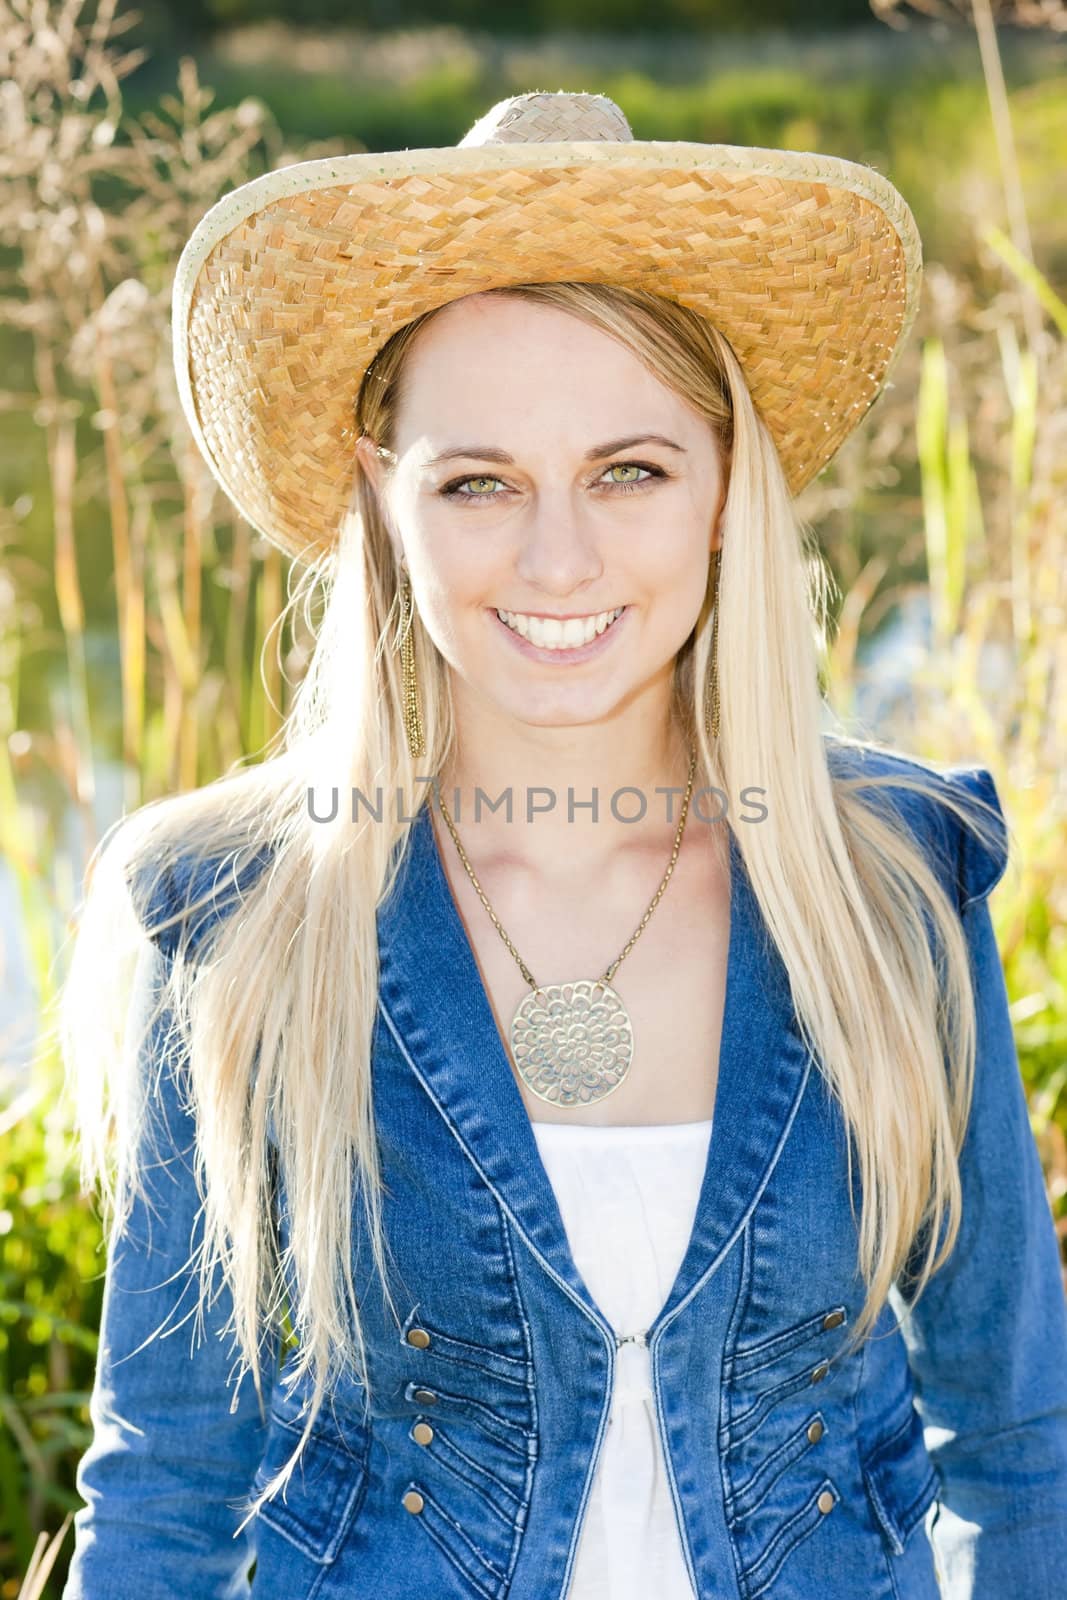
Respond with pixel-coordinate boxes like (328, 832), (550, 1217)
(412, 1387), (437, 1405)
(406, 1326), (431, 1349)
(402, 1489), (425, 1514)
(822, 1309), (845, 1330)
(811, 1361), (830, 1383)
(412, 1422), (434, 1446)
(807, 1418), (824, 1444)
(817, 1489), (835, 1514)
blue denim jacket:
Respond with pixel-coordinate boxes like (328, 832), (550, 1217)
(65, 742), (1067, 1600)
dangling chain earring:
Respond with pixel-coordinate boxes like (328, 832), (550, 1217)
(398, 569), (425, 759)
(705, 546), (721, 742)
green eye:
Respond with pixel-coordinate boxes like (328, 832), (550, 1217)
(439, 461), (664, 504)
(441, 475), (501, 498)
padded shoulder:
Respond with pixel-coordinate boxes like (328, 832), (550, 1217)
(124, 838), (276, 962)
(824, 737), (1010, 914)
(943, 764), (1010, 910)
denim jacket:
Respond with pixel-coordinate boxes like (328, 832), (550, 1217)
(65, 741), (1067, 1600)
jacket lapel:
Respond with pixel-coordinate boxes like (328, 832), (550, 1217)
(375, 800), (812, 1330)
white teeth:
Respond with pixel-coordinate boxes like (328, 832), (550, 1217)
(496, 607), (624, 649)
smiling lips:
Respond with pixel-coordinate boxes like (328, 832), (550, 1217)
(495, 606), (626, 651)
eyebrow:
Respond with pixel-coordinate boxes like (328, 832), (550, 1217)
(421, 433), (688, 470)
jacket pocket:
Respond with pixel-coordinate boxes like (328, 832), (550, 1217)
(402, 1377), (535, 1456)
(861, 1404), (940, 1558)
(728, 1303), (848, 1383)
(726, 1410), (827, 1524)
(251, 1400), (371, 1565)
(729, 1360), (834, 1450)
(404, 1478), (510, 1600)
(420, 1419), (524, 1523)
(724, 1303), (848, 1462)
(401, 1312), (531, 1389)
(741, 1478), (841, 1599)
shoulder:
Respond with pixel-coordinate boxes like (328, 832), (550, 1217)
(123, 825), (277, 962)
(823, 734), (1010, 912)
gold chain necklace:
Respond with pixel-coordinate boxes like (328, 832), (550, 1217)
(435, 747), (698, 1110)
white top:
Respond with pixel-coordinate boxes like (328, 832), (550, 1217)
(529, 1117), (713, 1600)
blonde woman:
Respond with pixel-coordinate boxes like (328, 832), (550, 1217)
(60, 93), (1067, 1600)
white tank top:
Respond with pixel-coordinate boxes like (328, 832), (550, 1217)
(529, 1117), (713, 1599)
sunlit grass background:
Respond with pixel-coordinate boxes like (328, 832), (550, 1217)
(2, 0), (1066, 1591)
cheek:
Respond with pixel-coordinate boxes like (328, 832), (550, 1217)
(633, 518), (711, 593)
(638, 528), (714, 642)
(408, 552), (493, 657)
(411, 530), (492, 606)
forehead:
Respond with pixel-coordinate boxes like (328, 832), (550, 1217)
(393, 292), (697, 451)
(405, 291), (651, 376)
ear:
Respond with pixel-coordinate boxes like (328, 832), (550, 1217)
(355, 434), (385, 497)
(356, 436), (405, 568)
(710, 453), (729, 552)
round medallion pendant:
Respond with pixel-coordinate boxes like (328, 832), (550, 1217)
(510, 979), (634, 1108)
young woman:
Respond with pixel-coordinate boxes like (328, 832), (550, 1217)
(60, 92), (1067, 1600)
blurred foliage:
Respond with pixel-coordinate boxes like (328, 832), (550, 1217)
(133, 0), (884, 45)
(0, 0), (1065, 1593)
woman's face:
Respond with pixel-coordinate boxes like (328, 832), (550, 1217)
(357, 293), (725, 734)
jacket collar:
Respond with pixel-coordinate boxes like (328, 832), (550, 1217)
(375, 800), (812, 1336)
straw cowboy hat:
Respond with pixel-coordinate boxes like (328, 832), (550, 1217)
(172, 88), (922, 567)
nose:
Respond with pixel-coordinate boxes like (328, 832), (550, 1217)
(512, 494), (605, 598)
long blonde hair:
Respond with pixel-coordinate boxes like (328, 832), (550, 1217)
(59, 280), (1008, 1524)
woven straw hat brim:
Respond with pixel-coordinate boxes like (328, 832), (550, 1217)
(173, 139), (922, 566)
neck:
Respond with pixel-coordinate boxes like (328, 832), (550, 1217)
(433, 701), (698, 880)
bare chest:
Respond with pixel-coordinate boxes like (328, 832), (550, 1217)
(441, 838), (730, 1127)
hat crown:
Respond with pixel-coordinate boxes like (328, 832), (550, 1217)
(458, 90), (634, 148)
